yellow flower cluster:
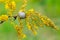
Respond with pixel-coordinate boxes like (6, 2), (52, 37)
(26, 20), (37, 35)
(26, 9), (38, 35)
(5, 1), (16, 10)
(34, 12), (59, 30)
(15, 25), (26, 39)
(0, 15), (8, 21)
(40, 15), (59, 30)
(19, 0), (27, 12)
(5, 0), (16, 19)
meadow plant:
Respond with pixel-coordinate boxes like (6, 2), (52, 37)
(0, 0), (59, 40)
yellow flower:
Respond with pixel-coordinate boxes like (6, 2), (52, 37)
(11, 1), (16, 10)
(5, 3), (9, 9)
(29, 9), (34, 12)
(5, 1), (16, 10)
(21, 34), (26, 38)
(27, 22), (32, 30)
(0, 15), (8, 21)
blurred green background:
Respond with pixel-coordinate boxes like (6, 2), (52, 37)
(0, 0), (60, 40)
